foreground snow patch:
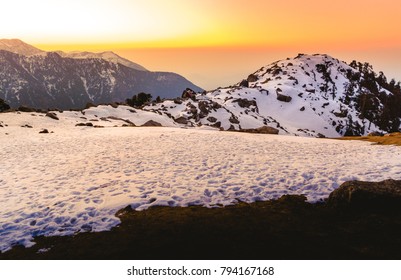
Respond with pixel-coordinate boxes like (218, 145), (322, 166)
(0, 126), (400, 252)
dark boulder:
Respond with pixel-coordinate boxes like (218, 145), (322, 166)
(247, 74), (258, 83)
(277, 93), (292, 103)
(207, 116), (217, 123)
(233, 98), (257, 108)
(327, 179), (401, 211)
(45, 112), (59, 120)
(142, 120), (162, 127)
(76, 122), (93, 127)
(239, 80), (249, 87)
(198, 101), (210, 117)
(174, 116), (188, 124)
(18, 106), (36, 112)
(39, 129), (49, 134)
(182, 88), (196, 99)
(0, 98), (10, 112)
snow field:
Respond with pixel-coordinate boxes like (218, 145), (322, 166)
(0, 117), (400, 252)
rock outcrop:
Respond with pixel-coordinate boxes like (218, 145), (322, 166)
(327, 179), (401, 210)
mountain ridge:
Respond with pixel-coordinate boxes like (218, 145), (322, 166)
(140, 53), (401, 137)
(0, 39), (203, 109)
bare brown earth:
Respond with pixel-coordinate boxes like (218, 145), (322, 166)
(336, 132), (401, 146)
(1, 180), (401, 260)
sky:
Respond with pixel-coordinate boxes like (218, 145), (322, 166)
(1, 0), (401, 90)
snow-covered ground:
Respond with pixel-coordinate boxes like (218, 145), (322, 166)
(1, 110), (400, 252)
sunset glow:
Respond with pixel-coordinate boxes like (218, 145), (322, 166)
(2, 0), (401, 89)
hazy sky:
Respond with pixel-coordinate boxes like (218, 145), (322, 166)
(2, 0), (401, 89)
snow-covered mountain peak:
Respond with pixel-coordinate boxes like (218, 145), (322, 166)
(58, 50), (148, 71)
(143, 53), (400, 137)
(0, 38), (45, 56)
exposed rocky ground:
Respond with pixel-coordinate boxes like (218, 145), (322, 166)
(1, 179), (401, 260)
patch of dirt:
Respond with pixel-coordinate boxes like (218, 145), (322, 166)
(2, 194), (401, 260)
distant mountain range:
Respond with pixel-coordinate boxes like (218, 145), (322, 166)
(0, 39), (203, 109)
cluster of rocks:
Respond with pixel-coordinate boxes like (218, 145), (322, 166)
(238, 126), (279, 135)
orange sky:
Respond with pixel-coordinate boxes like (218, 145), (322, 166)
(2, 0), (401, 89)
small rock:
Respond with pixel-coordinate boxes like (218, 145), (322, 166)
(45, 112), (59, 120)
(141, 120), (162, 127)
(207, 116), (217, 123)
(39, 129), (49, 134)
(276, 93), (292, 103)
(75, 122), (93, 127)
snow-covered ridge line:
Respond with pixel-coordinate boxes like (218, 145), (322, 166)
(143, 53), (401, 137)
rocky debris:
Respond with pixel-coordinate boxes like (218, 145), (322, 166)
(198, 101), (210, 118)
(317, 133), (326, 138)
(239, 80), (249, 87)
(174, 116), (188, 125)
(247, 74), (258, 83)
(173, 98), (183, 105)
(21, 124), (33, 128)
(233, 98), (257, 109)
(39, 129), (49, 134)
(182, 88), (197, 99)
(207, 116), (217, 123)
(300, 106), (305, 111)
(75, 123), (94, 127)
(141, 120), (162, 127)
(276, 92), (292, 103)
(107, 116), (135, 126)
(0, 98), (10, 112)
(333, 109), (348, 118)
(229, 115), (240, 124)
(45, 112), (59, 120)
(239, 126), (279, 134)
(327, 179), (401, 211)
(210, 121), (221, 128)
(18, 106), (37, 113)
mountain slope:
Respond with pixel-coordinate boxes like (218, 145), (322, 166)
(0, 50), (203, 109)
(0, 40), (202, 109)
(0, 39), (44, 56)
(143, 54), (401, 137)
(56, 51), (148, 71)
